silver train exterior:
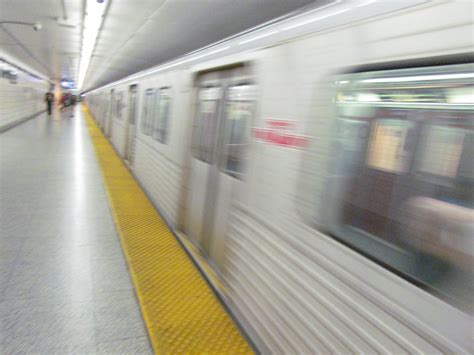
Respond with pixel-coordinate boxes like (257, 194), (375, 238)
(86, 1), (473, 353)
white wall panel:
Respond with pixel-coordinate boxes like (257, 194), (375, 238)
(0, 72), (48, 131)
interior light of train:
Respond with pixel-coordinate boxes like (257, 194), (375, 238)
(447, 90), (474, 104)
(77, 0), (107, 90)
(362, 73), (474, 83)
(356, 93), (380, 102)
(336, 100), (472, 107)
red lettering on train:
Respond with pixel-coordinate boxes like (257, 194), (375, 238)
(252, 120), (309, 149)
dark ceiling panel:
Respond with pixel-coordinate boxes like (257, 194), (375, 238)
(0, 0), (318, 89)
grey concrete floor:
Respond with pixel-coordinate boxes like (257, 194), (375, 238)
(0, 108), (152, 354)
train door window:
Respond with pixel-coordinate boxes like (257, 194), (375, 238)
(192, 87), (222, 163)
(219, 85), (257, 179)
(129, 85), (138, 125)
(322, 62), (474, 312)
(116, 92), (123, 120)
(412, 113), (474, 206)
(152, 87), (172, 144)
(111, 91), (116, 117)
(141, 88), (155, 135)
(152, 90), (161, 140)
(331, 118), (370, 175)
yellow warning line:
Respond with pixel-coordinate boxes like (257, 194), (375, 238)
(82, 105), (252, 354)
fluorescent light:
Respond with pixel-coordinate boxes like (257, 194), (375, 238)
(337, 101), (473, 107)
(362, 73), (474, 83)
(447, 88), (474, 104)
(77, 0), (107, 90)
(356, 92), (380, 102)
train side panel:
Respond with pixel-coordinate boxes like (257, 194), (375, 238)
(224, 1), (473, 353)
(132, 71), (194, 226)
(109, 87), (128, 157)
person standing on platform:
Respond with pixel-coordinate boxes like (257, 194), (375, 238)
(45, 91), (54, 116)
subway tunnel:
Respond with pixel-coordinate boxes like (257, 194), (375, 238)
(1, 0), (473, 354)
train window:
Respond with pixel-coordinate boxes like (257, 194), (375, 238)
(129, 85), (138, 125)
(323, 63), (473, 312)
(366, 119), (414, 173)
(111, 93), (116, 117)
(219, 85), (257, 179)
(192, 87), (222, 163)
(152, 88), (172, 144)
(141, 88), (155, 135)
(116, 92), (123, 120)
(417, 125), (466, 178)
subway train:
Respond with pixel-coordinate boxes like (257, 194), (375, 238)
(86, 0), (473, 353)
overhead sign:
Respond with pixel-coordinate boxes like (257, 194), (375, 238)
(253, 119), (310, 149)
(61, 79), (75, 89)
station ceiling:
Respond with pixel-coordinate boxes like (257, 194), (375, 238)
(0, 0), (317, 91)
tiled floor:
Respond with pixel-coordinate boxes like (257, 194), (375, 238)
(0, 108), (152, 354)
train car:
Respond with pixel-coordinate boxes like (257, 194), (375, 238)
(87, 0), (473, 352)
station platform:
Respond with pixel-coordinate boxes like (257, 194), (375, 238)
(0, 107), (251, 354)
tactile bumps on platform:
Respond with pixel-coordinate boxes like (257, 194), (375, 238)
(83, 106), (252, 354)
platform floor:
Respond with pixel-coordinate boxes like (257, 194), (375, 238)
(82, 106), (251, 354)
(0, 109), (152, 353)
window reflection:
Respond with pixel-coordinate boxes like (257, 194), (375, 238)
(152, 88), (171, 144)
(192, 87), (221, 163)
(325, 63), (474, 312)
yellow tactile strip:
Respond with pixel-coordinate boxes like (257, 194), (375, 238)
(82, 106), (252, 354)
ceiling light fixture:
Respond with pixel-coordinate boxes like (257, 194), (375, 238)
(77, 0), (107, 90)
(362, 73), (474, 83)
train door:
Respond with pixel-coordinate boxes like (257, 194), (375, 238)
(187, 66), (256, 270)
(100, 93), (106, 129)
(103, 92), (109, 132)
(106, 89), (114, 137)
(124, 84), (138, 164)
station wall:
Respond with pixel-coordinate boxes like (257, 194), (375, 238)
(0, 62), (49, 132)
